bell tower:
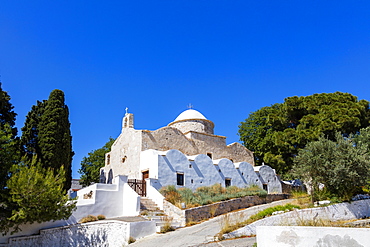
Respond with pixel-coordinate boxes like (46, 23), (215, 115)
(122, 107), (134, 129)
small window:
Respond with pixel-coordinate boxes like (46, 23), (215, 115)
(230, 159), (233, 163)
(177, 173), (184, 186)
(207, 153), (212, 159)
(191, 179), (193, 183)
(263, 184), (268, 191)
(225, 178), (231, 187)
(121, 156), (127, 163)
(189, 164), (192, 168)
(107, 154), (110, 165)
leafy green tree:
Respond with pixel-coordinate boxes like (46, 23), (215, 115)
(1, 160), (76, 235)
(21, 90), (73, 191)
(353, 126), (370, 152)
(78, 138), (115, 187)
(293, 133), (370, 201)
(239, 92), (370, 175)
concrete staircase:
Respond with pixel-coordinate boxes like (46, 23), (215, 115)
(140, 198), (179, 232)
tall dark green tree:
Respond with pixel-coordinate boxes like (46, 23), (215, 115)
(0, 83), (19, 230)
(21, 100), (45, 162)
(239, 92), (370, 176)
(79, 138), (115, 187)
(0, 83), (17, 137)
(21, 90), (73, 191)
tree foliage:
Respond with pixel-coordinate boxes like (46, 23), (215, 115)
(78, 138), (115, 187)
(1, 160), (76, 234)
(21, 90), (73, 191)
(0, 85), (75, 235)
(0, 83), (17, 137)
(293, 133), (370, 201)
(239, 92), (370, 175)
(0, 84), (19, 226)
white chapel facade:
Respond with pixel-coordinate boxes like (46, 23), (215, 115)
(100, 109), (282, 193)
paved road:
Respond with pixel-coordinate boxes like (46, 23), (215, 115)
(130, 199), (295, 247)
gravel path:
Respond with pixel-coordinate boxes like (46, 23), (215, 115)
(130, 199), (295, 247)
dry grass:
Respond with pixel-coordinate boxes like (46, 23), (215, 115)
(291, 190), (312, 207)
(160, 216), (175, 233)
(128, 236), (136, 244)
(217, 204), (301, 239)
(79, 215), (98, 223)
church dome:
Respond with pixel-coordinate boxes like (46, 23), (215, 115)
(169, 109), (214, 135)
(174, 109), (207, 122)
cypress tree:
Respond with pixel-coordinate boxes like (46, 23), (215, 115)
(0, 83), (17, 137)
(21, 100), (45, 162)
(21, 89), (73, 191)
(38, 89), (73, 191)
(0, 83), (19, 224)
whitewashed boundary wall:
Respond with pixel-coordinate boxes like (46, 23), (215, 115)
(0, 175), (140, 244)
(225, 199), (370, 238)
(0, 220), (156, 247)
(257, 226), (370, 247)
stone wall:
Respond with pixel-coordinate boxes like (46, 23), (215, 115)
(182, 194), (288, 224)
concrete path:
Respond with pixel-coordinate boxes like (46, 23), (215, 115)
(130, 199), (295, 247)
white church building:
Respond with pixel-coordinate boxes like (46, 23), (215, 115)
(100, 108), (282, 194)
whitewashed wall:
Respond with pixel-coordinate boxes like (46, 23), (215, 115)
(225, 199), (370, 238)
(1, 220), (156, 247)
(144, 149), (275, 191)
(74, 175), (140, 221)
(0, 175), (140, 245)
(257, 226), (370, 247)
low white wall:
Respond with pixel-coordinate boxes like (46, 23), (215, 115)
(225, 199), (370, 238)
(146, 178), (165, 210)
(257, 226), (370, 247)
(1, 220), (156, 247)
(0, 175), (141, 244)
(73, 175), (140, 221)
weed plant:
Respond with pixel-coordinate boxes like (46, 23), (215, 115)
(160, 184), (267, 208)
(79, 215), (98, 223)
(217, 204), (300, 238)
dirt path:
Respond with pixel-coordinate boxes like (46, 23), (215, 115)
(130, 199), (295, 247)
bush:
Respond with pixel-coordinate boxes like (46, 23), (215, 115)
(79, 215), (98, 223)
(160, 184), (267, 209)
(97, 214), (106, 220)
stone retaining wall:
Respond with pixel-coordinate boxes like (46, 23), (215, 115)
(163, 194), (289, 225)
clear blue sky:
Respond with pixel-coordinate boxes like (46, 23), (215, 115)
(1, 1), (369, 178)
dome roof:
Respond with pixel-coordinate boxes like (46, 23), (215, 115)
(174, 109), (207, 122)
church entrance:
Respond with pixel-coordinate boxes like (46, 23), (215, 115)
(127, 179), (146, 197)
(142, 170), (149, 180)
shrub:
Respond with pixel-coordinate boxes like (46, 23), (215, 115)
(97, 214), (106, 220)
(160, 184), (267, 209)
(79, 215), (98, 223)
(160, 216), (175, 233)
(128, 236), (136, 244)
